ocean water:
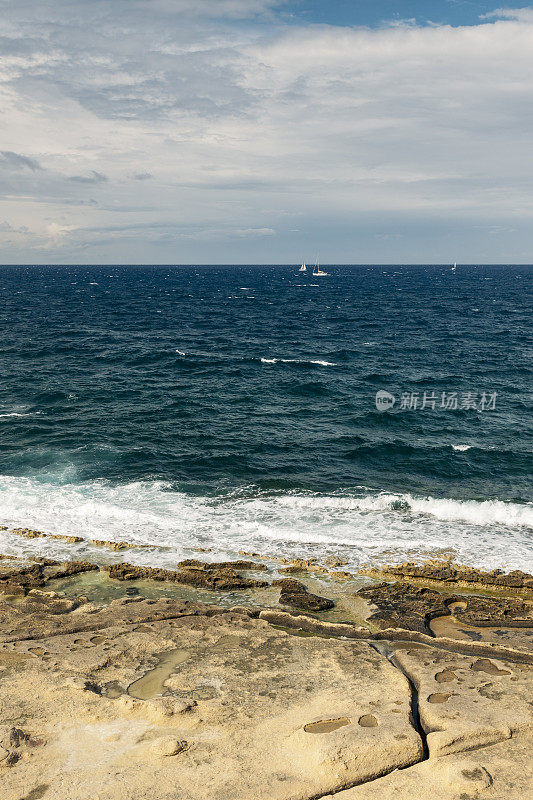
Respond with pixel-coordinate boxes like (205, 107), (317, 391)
(0, 264), (531, 572)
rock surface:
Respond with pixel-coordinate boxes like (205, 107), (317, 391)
(322, 735), (533, 799)
(0, 594), (421, 800)
(361, 560), (533, 592)
(104, 560), (269, 591)
(358, 580), (532, 633)
(0, 552), (531, 799)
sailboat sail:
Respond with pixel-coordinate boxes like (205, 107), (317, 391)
(312, 257), (328, 276)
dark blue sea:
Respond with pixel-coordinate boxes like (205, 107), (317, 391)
(0, 264), (531, 571)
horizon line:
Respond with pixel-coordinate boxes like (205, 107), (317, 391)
(1, 263), (533, 268)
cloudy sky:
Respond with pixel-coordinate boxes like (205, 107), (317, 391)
(1, 1), (532, 264)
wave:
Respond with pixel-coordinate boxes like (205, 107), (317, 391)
(347, 491), (533, 528)
(452, 444), (472, 451)
(0, 412), (41, 420)
(260, 357), (337, 366)
(0, 476), (530, 572)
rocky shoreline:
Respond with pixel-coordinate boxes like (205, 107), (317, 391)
(0, 527), (532, 799)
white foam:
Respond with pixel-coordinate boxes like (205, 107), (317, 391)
(0, 412), (40, 419)
(0, 476), (530, 572)
(260, 357), (336, 366)
(451, 444), (472, 451)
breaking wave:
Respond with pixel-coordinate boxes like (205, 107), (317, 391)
(0, 475), (530, 572)
(260, 357), (336, 366)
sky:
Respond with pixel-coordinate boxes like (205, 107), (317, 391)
(0, 1), (532, 264)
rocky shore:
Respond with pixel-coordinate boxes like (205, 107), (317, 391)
(0, 528), (532, 800)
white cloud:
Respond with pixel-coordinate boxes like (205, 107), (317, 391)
(45, 222), (76, 245)
(0, 3), (532, 262)
(483, 8), (533, 21)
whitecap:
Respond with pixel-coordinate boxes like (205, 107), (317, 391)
(0, 478), (530, 574)
(451, 444), (472, 451)
(0, 411), (41, 419)
(260, 357), (336, 366)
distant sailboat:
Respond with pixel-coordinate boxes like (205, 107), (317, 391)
(299, 262), (307, 272)
(312, 257), (328, 276)
(451, 262), (457, 271)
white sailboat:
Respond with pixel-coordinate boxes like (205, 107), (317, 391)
(299, 262), (307, 272)
(451, 262), (457, 271)
(312, 257), (328, 276)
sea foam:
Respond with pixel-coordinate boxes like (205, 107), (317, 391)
(0, 476), (530, 573)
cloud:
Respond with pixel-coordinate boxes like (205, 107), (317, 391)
(0, 220), (29, 232)
(0, 3), (532, 262)
(0, 150), (42, 171)
(45, 221), (76, 245)
(483, 8), (533, 22)
(69, 170), (108, 184)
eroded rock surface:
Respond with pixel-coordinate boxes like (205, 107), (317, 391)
(0, 594), (421, 800)
(104, 561), (269, 591)
(362, 560), (533, 592)
(358, 581), (532, 633)
(323, 734), (533, 799)
(0, 553), (531, 799)
(393, 644), (532, 756)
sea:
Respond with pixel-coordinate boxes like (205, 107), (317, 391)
(0, 264), (531, 573)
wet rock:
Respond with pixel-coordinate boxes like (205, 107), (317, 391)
(29, 557), (61, 567)
(271, 578), (307, 592)
(324, 557), (348, 568)
(50, 561), (99, 580)
(90, 539), (148, 551)
(8, 528), (47, 539)
(279, 589), (335, 612)
(357, 581), (531, 633)
(177, 559), (268, 571)
(272, 571), (335, 613)
(179, 566), (268, 591)
(279, 558), (328, 574)
(48, 534), (84, 543)
(0, 563), (47, 595)
(103, 561), (268, 591)
(364, 560), (533, 591)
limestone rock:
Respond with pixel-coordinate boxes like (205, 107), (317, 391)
(363, 560), (533, 592)
(357, 580), (531, 633)
(393, 644), (533, 757)
(0, 602), (421, 799)
(104, 561), (268, 591)
(149, 736), (187, 757)
(324, 735), (532, 799)
(279, 588), (335, 612)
